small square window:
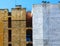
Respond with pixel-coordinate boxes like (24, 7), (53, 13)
(8, 44), (12, 46)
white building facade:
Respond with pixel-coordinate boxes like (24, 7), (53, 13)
(33, 2), (60, 46)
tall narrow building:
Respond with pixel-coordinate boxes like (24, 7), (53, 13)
(33, 1), (60, 46)
(11, 5), (26, 46)
(0, 5), (28, 46)
(0, 9), (8, 46)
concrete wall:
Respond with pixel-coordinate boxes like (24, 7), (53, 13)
(33, 4), (44, 46)
(33, 3), (60, 46)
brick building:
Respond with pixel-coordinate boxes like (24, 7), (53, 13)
(0, 5), (32, 46)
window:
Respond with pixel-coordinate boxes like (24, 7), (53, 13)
(8, 17), (11, 28)
(26, 29), (32, 41)
(8, 30), (11, 42)
(26, 20), (32, 27)
(8, 44), (12, 46)
(8, 12), (11, 16)
(26, 12), (32, 27)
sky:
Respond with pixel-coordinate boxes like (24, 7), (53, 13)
(0, 0), (60, 11)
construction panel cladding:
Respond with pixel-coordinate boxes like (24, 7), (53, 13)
(33, 2), (60, 46)
(32, 4), (44, 46)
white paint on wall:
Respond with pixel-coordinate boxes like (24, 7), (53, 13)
(33, 3), (60, 46)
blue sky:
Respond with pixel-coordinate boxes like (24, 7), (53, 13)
(0, 0), (59, 11)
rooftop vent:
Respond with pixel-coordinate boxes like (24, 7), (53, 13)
(15, 5), (21, 8)
(42, 1), (47, 3)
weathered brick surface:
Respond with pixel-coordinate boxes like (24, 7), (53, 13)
(0, 6), (26, 46)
